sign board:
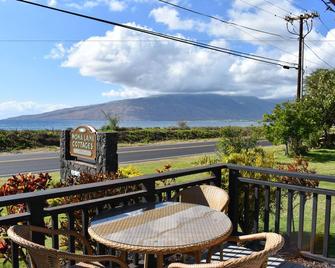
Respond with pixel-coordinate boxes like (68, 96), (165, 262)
(70, 125), (97, 160)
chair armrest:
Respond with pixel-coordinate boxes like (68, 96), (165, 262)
(168, 262), (222, 268)
(57, 252), (128, 268)
(29, 225), (94, 255)
(172, 191), (181, 202)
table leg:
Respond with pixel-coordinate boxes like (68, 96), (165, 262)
(156, 254), (164, 268)
(206, 248), (212, 263)
(144, 254), (157, 268)
(194, 251), (201, 264)
(120, 251), (127, 263)
(144, 254), (149, 268)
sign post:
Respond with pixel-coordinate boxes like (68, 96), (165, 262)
(60, 125), (118, 182)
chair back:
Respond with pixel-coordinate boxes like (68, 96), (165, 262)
(168, 232), (285, 268)
(176, 185), (229, 212)
(8, 225), (62, 268)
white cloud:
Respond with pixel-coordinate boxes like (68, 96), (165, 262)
(46, 0), (335, 99)
(107, 0), (126, 11)
(102, 86), (154, 98)
(0, 101), (69, 119)
(54, 23), (294, 98)
(45, 43), (66, 59)
(48, 0), (57, 7)
(66, 0), (126, 11)
(150, 6), (198, 31)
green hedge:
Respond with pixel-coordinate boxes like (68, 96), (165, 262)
(0, 130), (60, 152)
(117, 128), (222, 143)
(0, 127), (263, 152)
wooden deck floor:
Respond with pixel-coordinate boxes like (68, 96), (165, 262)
(203, 244), (306, 268)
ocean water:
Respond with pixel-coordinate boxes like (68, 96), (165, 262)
(0, 119), (260, 130)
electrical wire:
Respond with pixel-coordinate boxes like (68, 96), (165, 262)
(157, 0), (301, 63)
(320, 0), (335, 13)
(262, 0), (293, 15)
(316, 16), (335, 51)
(289, 1), (308, 12)
(2, 39), (335, 42)
(318, 16), (335, 37)
(304, 41), (334, 68)
(238, 0), (286, 20)
(157, 0), (291, 39)
(16, 0), (298, 69)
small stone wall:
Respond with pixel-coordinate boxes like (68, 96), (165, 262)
(60, 129), (118, 181)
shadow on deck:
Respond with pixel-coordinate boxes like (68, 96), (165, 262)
(202, 244), (306, 268)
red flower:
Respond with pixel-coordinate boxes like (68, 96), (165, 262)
(0, 239), (8, 254)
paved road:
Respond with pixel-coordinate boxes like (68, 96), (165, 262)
(0, 141), (217, 177)
(0, 140), (271, 177)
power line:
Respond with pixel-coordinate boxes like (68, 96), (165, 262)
(16, 0), (298, 69)
(157, 0), (301, 63)
(285, 12), (319, 99)
(293, 2), (308, 12)
(157, 0), (291, 39)
(316, 16), (335, 51)
(4, 39), (335, 42)
(238, 0), (286, 20)
(304, 41), (334, 68)
(262, 0), (293, 15)
(318, 16), (335, 37)
(320, 0), (335, 13)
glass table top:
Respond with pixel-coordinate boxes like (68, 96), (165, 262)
(89, 202), (232, 250)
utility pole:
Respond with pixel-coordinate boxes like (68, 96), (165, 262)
(285, 12), (319, 100)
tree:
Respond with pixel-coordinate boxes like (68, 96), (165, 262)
(263, 101), (317, 155)
(304, 69), (335, 147)
(217, 127), (257, 155)
(177, 121), (189, 129)
(101, 110), (120, 131)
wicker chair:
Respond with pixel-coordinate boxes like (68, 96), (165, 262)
(7, 225), (128, 268)
(168, 233), (284, 268)
(173, 185), (229, 213)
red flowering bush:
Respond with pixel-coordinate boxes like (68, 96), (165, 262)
(0, 173), (51, 265)
(156, 164), (176, 187)
(278, 156), (319, 188)
(0, 173), (51, 214)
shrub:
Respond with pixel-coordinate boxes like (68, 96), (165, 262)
(191, 155), (219, 166)
(0, 173), (51, 265)
(100, 111), (120, 131)
(0, 173), (51, 213)
(52, 167), (143, 250)
(219, 149), (318, 234)
(0, 130), (60, 152)
(156, 164), (175, 187)
(217, 126), (257, 155)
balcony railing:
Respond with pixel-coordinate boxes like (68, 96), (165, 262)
(0, 163), (334, 267)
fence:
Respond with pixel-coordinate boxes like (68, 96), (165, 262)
(0, 163), (334, 266)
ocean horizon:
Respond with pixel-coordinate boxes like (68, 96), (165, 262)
(0, 119), (260, 130)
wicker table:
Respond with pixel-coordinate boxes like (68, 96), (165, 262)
(88, 202), (232, 268)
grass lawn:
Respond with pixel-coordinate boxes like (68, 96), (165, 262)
(264, 145), (335, 176)
(260, 146), (335, 257)
(1, 146), (335, 266)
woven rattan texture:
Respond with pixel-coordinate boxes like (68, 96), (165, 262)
(168, 233), (285, 268)
(7, 225), (128, 268)
(89, 202), (232, 254)
(175, 185), (229, 213)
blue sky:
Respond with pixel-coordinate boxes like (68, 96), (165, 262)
(0, 0), (335, 119)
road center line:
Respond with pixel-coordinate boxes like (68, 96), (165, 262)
(0, 144), (216, 164)
(118, 144), (215, 154)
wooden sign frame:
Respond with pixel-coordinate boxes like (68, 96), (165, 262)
(69, 125), (97, 160)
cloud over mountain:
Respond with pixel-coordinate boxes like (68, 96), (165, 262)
(47, 0), (335, 100)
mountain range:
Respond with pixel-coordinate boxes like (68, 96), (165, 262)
(10, 94), (284, 121)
